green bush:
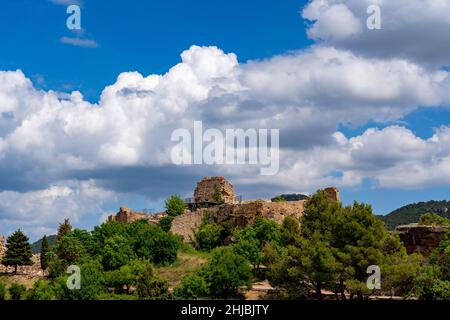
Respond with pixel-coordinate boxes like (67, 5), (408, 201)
(158, 216), (174, 232)
(137, 266), (170, 300)
(201, 247), (252, 298)
(173, 274), (209, 299)
(106, 259), (150, 294)
(101, 235), (134, 271)
(165, 195), (185, 217)
(419, 213), (450, 226)
(133, 222), (181, 265)
(195, 223), (223, 251)
(9, 283), (27, 300)
(27, 280), (56, 300)
(0, 281), (6, 300)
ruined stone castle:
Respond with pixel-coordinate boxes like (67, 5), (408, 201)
(107, 176), (340, 243)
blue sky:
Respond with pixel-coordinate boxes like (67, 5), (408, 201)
(0, 0), (310, 101)
(1, 0), (450, 240)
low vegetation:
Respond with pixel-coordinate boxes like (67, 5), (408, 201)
(3, 192), (450, 300)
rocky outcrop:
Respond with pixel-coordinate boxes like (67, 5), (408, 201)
(194, 176), (236, 204)
(396, 224), (450, 256)
(171, 199), (307, 242)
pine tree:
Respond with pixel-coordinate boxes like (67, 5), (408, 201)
(57, 218), (72, 241)
(40, 235), (50, 271)
(1, 229), (33, 274)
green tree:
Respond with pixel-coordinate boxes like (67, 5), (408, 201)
(106, 259), (150, 294)
(414, 265), (450, 300)
(232, 217), (281, 274)
(173, 273), (209, 299)
(201, 247), (252, 298)
(158, 216), (174, 232)
(419, 213), (450, 226)
(280, 216), (301, 246)
(1, 229), (33, 273)
(381, 233), (421, 297)
(195, 223), (223, 251)
(92, 221), (129, 255)
(165, 195), (185, 217)
(9, 283), (26, 300)
(136, 266), (170, 300)
(57, 218), (72, 241)
(40, 235), (50, 271)
(102, 235), (134, 271)
(55, 233), (86, 266)
(132, 221), (181, 265)
(54, 260), (106, 300)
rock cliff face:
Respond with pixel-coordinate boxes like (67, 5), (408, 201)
(171, 200), (307, 242)
(194, 176), (235, 204)
(396, 224), (450, 256)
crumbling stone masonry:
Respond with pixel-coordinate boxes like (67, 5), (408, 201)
(107, 207), (167, 224)
(194, 176), (236, 205)
(171, 199), (308, 242)
(324, 187), (340, 202)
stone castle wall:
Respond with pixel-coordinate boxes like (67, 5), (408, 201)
(171, 200), (307, 242)
(108, 207), (167, 224)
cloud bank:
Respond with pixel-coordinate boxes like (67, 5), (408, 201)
(2, 0), (450, 237)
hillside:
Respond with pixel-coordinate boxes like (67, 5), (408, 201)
(380, 200), (450, 230)
(31, 234), (57, 254)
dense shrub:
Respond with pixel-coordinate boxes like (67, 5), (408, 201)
(0, 281), (6, 300)
(137, 266), (170, 300)
(9, 283), (27, 300)
(133, 222), (181, 265)
(201, 247), (252, 298)
(173, 274), (209, 299)
(195, 223), (223, 251)
(158, 216), (174, 232)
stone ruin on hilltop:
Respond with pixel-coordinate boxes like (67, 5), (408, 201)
(106, 176), (341, 243)
(194, 176), (236, 205)
(108, 206), (166, 224)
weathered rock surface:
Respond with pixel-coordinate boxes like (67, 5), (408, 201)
(396, 223), (450, 255)
(171, 200), (307, 242)
(324, 187), (340, 202)
(194, 176), (236, 204)
(108, 207), (167, 224)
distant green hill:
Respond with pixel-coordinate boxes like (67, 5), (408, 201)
(31, 234), (57, 254)
(380, 200), (450, 230)
(271, 194), (309, 202)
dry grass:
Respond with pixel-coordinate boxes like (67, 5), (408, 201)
(157, 246), (210, 289)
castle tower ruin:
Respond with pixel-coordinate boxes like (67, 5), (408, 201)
(194, 176), (236, 205)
